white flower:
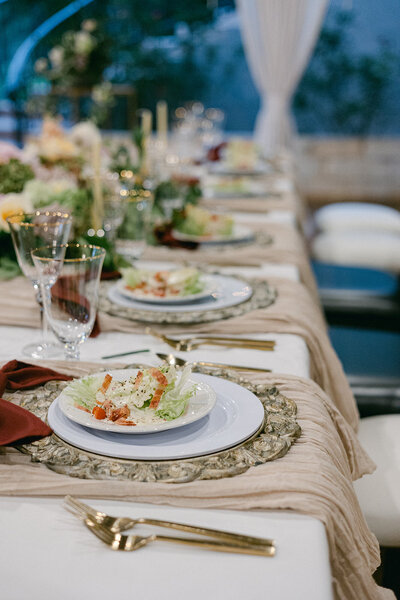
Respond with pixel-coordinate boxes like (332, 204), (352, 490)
(0, 193), (34, 232)
(23, 179), (77, 208)
(74, 31), (95, 55)
(34, 58), (48, 74)
(92, 81), (113, 104)
(48, 46), (64, 69)
(0, 141), (22, 164)
(70, 121), (101, 150)
(82, 19), (97, 32)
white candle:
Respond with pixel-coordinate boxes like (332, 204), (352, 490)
(141, 109), (153, 138)
(91, 138), (103, 232)
(156, 100), (168, 141)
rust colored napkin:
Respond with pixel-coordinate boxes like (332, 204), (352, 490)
(153, 223), (199, 250)
(0, 360), (72, 446)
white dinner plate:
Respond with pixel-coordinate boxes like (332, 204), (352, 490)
(107, 274), (252, 313)
(116, 275), (218, 305)
(57, 369), (216, 434)
(47, 373), (265, 461)
(172, 224), (255, 245)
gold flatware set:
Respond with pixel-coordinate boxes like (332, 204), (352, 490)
(65, 496), (275, 557)
(157, 352), (271, 373)
(145, 327), (275, 352)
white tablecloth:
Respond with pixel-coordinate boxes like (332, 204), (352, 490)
(0, 328), (310, 378)
(0, 498), (333, 600)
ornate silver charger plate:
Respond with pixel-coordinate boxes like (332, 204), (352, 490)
(99, 276), (276, 325)
(11, 367), (301, 484)
(198, 230), (273, 252)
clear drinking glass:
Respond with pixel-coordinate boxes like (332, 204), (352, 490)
(116, 188), (154, 263)
(31, 244), (105, 360)
(6, 211), (72, 359)
(99, 172), (126, 242)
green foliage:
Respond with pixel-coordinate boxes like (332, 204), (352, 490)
(154, 178), (201, 216)
(0, 159), (34, 194)
(294, 11), (397, 135)
(108, 0), (216, 37)
(0, 231), (20, 281)
(0, 256), (21, 280)
(81, 232), (130, 272)
(34, 19), (111, 88)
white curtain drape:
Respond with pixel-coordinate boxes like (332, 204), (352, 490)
(236, 0), (329, 156)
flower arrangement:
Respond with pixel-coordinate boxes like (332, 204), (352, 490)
(0, 118), (134, 280)
(34, 19), (110, 89)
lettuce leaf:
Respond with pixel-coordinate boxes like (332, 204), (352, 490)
(64, 375), (99, 411)
(156, 365), (196, 421)
(121, 268), (146, 288)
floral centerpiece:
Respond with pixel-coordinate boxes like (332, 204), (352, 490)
(34, 19), (110, 89)
(32, 20), (113, 125)
(0, 118), (123, 279)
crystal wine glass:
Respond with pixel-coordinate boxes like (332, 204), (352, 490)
(32, 244), (105, 360)
(115, 188), (154, 264)
(6, 211), (72, 359)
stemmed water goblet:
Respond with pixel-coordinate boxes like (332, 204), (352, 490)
(31, 244), (105, 361)
(6, 210), (72, 358)
(115, 188), (154, 265)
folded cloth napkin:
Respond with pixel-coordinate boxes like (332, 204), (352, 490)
(0, 360), (72, 446)
(153, 223), (199, 250)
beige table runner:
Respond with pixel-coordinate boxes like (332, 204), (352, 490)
(0, 276), (358, 430)
(0, 363), (392, 600)
(200, 190), (302, 216)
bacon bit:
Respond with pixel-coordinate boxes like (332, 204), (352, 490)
(102, 399), (113, 419)
(92, 406), (106, 420)
(100, 374), (113, 394)
(114, 418), (136, 426)
(76, 404), (91, 413)
(134, 371), (143, 389)
(149, 368), (168, 387)
(110, 405), (131, 422)
(154, 271), (168, 283)
(149, 386), (164, 410)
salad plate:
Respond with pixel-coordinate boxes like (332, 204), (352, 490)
(57, 368), (216, 434)
(202, 177), (270, 199)
(172, 224), (255, 245)
(107, 274), (253, 314)
(47, 373), (265, 461)
(117, 267), (217, 305)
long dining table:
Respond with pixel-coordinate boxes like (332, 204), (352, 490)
(0, 158), (394, 600)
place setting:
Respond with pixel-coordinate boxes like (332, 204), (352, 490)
(11, 356), (300, 483)
(99, 261), (277, 324)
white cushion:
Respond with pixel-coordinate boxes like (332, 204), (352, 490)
(315, 203), (400, 234)
(354, 415), (400, 546)
(312, 230), (400, 272)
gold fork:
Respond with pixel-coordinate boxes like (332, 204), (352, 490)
(145, 327), (275, 352)
(83, 517), (275, 557)
(65, 496), (275, 548)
